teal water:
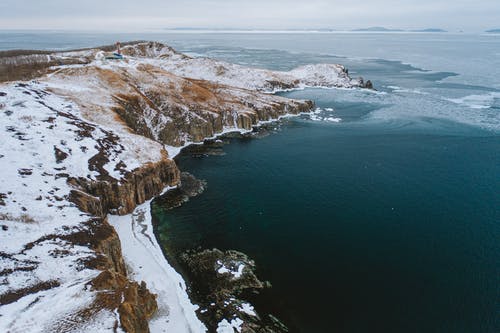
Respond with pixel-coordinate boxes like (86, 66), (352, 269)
(2, 32), (499, 332)
(151, 34), (500, 332)
(160, 119), (499, 332)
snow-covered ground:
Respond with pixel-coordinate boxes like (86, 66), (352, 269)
(0, 41), (363, 332)
(0, 83), (118, 332)
(0, 81), (165, 332)
(108, 200), (206, 333)
(115, 42), (359, 92)
(143, 46), (360, 92)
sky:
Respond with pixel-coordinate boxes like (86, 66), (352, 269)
(1, 0), (499, 32)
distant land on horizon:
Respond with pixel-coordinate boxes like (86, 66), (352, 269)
(166, 27), (450, 33)
(411, 28), (447, 32)
(485, 28), (500, 33)
(352, 27), (447, 32)
(352, 27), (404, 32)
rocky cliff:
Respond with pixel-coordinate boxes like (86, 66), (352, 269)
(0, 41), (368, 332)
(0, 80), (178, 332)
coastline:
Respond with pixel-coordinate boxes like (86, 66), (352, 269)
(108, 199), (207, 332)
(140, 117), (311, 332)
(2, 34), (498, 332)
(106, 127), (286, 332)
(0, 41), (367, 332)
(164, 108), (313, 160)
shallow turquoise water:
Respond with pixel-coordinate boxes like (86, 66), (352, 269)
(2, 31), (499, 332)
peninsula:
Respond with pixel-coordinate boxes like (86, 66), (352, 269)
(0, 41), (369, 332)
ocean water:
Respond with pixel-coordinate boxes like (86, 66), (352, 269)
(2, 31), (499, 332)
(153, 33), (500, 332)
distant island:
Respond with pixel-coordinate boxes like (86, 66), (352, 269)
(485, 29), (500, 33)
(352, 27), (404, 32)
(352, 27), (446, 32)
(411, 28), (447, 32)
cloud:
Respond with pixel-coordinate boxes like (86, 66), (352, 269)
(0, 0), (499, 31)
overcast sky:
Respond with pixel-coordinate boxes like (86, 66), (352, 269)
(1, 0), (499, 32)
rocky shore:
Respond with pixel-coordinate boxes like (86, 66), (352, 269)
(0, 41), (370, 332)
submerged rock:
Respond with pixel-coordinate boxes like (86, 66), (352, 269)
(357, 77), (375, 89)
(154, 172), (207, 210)
(181, 139), (228, 158)
(179, 248), (288, 333)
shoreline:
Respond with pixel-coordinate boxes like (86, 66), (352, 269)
(114, 129), (284, 332)
(0, 41), (368, 332)
(127, 117), (304, 332)
(164, 107), (313, 160)
(108, 198), (207, 332)
(130, 86), (367, 331)
(150, 118), (306, 332)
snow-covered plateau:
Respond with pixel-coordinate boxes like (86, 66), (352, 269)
(0, 41), (368, 332)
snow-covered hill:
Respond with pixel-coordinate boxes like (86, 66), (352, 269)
(0, 41), (369, 332)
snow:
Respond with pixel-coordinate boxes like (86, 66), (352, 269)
(233, 264), (245, 278)
(0, 41), (364, 331)
(216, 261), (246, 280)
(238, 303), (256, 317)
(0, 83), (100, 253)
(216, 318), (244, 333)
(0, 81), (166, 332)
(108, 201), (207, 333)
(155, 55), (358, 92)
(217, 262), (231, 275)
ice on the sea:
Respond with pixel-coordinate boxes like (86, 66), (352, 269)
(445, 92), (500, 109)
(326, 117), (342, 122)
(387, 85), (427, 95)
(308, 107), (342, 123)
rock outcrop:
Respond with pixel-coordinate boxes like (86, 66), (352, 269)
(91, 270), (158, 333)
(178, 249), (288, 333)
(0, 81), (176, 333)
(45, 61), (315, 147)
(69, 155), (180, 216)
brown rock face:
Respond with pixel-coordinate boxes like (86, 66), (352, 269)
(113, 77), (314, 146)
(76, 216), (159, 333)
(46, 63), (314, 148)
(69, 155), (180, 216)
(111, 74), (314, 147)
(91, 270), (157, 333)
(119, 280), (158, 333)
(66, 157), (180, 332)
(62, 149), (179, 333)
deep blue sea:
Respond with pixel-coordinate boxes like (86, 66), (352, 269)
(2, 31), (499, 332)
